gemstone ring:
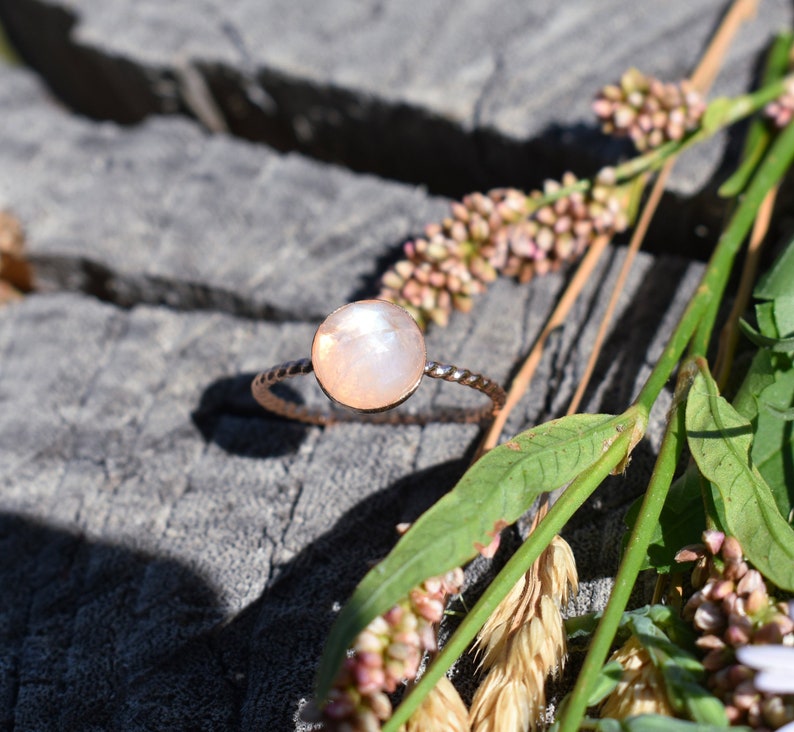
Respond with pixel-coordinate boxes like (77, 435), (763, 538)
(251, 299), (506, 426)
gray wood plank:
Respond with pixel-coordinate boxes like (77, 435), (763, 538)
(0, 0), (789, 200)
(0, 63), (448, 319)
(0, 53), (711, 732)
(0, 240), (703, 728)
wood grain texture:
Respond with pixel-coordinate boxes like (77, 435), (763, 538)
(0, 0), (789, 199)
(0, 16), (717, 730)
(0, 64), (449, 320)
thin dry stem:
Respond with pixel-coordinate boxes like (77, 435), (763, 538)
(714, 186), (778, 389)
(477, 234), (610, 453)
(566, 165), (669, 415)
(566, 0), (753, 415)
(688, 0), (759, 93)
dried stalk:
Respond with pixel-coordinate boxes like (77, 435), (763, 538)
(565, 0), (755, 415)
(714, 186), (778, 388)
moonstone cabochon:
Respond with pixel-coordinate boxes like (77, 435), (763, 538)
(311, 300), (427, 412)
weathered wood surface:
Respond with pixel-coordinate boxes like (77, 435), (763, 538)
(0, 1), (761, 728)
(0, 0), (790, 200)
(0, 278), (702, 730)
(0, 64), (449, 319)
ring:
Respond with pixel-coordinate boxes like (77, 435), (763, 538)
(251, 299), (506, 426)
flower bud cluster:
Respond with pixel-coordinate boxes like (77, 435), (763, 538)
(676, 531), (794, 730)
(312, 568), (465, 731)
(593, 68), (706, 151)
(379, 178), (630, 329)
(765, 79), (794, 128)
(379, 189), (527, 328)
(493, 173), (629, 284)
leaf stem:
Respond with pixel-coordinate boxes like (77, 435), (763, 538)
(690, 116), (794, 357)
(478, 234), (611, 452)
(556, 380), (688, 732)
(521, 75), (789, 220)
(566, 0), (753, 415)
(719, 31), (794, 197)
(383, 412), (640, 731)
(634, 114), (794, 410)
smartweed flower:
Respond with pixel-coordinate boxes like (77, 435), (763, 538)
(593, 68), (706, 151)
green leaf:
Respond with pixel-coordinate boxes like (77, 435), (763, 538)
(755, 301), (778, 340)
(579, 717), (622, 732)
(640, 605), (699, 653)
(565, 611), (600, 639)
(738, 318), (794, 352)
(741, 288), (794, 355)
(760, 400), (794, 420)
(626, 615), (727, 726)
(733, 240), (794, 519)
(754, 238), (794, 301)
(624, 465), (705, 573)
(732, 350), (776, 425)
(593, 716), (743, 732)
(588, 661), (624, 706)
(316, 411), (636, 698)
(686, 367), (794, 591)
(627, 615), (703, 676)
(673, 677), (730, 727)
(772, 294), (794, 341)
(752, 368), (794, 518)
(567, 605), (698, 652)
(568, 607), (725, 724)
(657, 660), (727, 726)
(749, 237), (794, 349)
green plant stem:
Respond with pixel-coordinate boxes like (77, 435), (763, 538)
(382, 414), (640, 732)
(633, 289), (707, 412)
(561, 77), (794, 703)
(720, 32), (794, 197)
(634, 113), (794, 408)
(534, 75), (791, 210)
(385, 68), (794, 731)
(691, 115), (794, 357)
(556, 382), (688, 732)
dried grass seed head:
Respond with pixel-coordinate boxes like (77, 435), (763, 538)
(469, 535), (578, 732)
(469, 665), (541, 732)
(401, 676), (469, 732)
(600, 636), (674, 719)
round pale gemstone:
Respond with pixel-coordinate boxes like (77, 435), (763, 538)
(311, 300), (426, 411)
